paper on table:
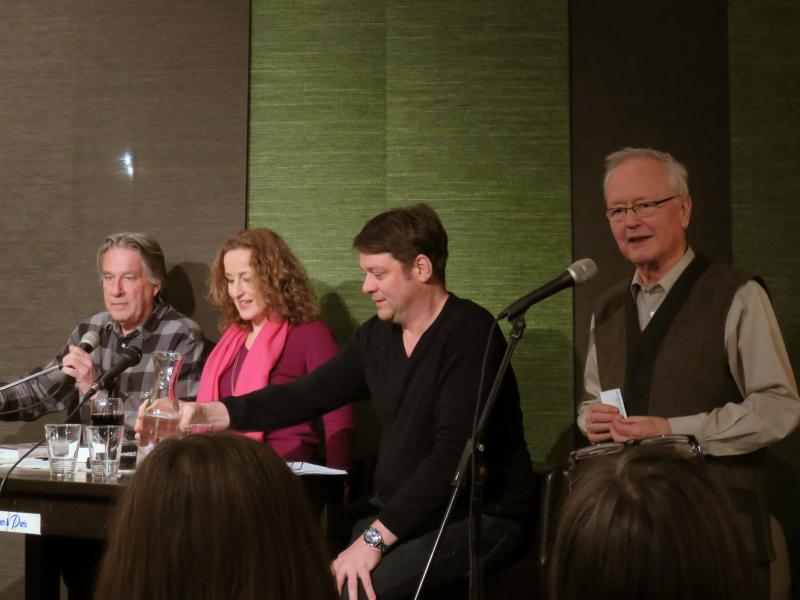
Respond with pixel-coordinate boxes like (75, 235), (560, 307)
(0, 458), (51, 471)
(288, 462), (347, 476)
(0, 447), (91, 471)
(0, 443), (48, 461)
(2, 446), (342, 477)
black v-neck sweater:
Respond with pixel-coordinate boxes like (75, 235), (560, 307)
(223, 294), (536, 539)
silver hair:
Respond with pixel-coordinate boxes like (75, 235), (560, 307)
(603, 147), (689, 196)
(96, 232), (167, 287)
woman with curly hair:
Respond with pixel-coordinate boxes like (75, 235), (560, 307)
(197, 228), (354, 469)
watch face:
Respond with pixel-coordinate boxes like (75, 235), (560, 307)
(364, 528), (381, 545)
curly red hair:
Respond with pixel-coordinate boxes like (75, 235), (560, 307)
(208, 229), (320, 330)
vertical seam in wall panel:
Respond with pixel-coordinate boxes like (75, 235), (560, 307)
(383, 0), (389, 210)
(244, 0), (253, 227)
(567, 0), (578, 428)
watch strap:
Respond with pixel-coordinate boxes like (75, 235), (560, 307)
(363, 527), (387, 553)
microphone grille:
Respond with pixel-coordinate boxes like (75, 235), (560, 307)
(80, 330), (101, 352)
(568, 258), (598, 284)
(123, 346), (143, 366)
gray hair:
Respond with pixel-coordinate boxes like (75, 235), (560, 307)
(603, 147), (689, 196)
(96, 232), (167, 288)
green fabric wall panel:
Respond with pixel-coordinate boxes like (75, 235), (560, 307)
(385, 1), (571, 462)
(248, 1), (571, 463)
(248, 0), (387, 329)
(248, 0), (388, 452)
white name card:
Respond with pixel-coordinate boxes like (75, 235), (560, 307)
(600, 388), (628, 419)
(0, 511), (41, 535)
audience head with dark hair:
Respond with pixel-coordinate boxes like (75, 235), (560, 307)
(95, 433), (338, 600)
(549, 445), (753, 600)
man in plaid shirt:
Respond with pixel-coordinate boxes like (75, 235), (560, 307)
(0, 231), (205, 431)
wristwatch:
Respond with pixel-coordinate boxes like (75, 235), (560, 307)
(363, 527), (387, 553)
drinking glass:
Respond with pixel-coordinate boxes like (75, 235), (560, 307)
(44, 424), (82, 479)
(85, 425), (125, 482)
(90, 396), (124, 427)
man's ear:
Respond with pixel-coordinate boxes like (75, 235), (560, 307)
(412, 254), (434, 283)
(680, 194), (692, 229)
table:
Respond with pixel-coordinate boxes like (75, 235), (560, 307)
(0, 465), (346, 599)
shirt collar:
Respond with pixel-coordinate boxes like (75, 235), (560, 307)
(631, 247), (696, 295)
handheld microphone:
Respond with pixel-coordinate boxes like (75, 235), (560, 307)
(497, 258), (598, 321)
(61, 330), (101, 367)
(61, 330), (102, 386)
(76, 330), (100, 354)
(81, 346), (143, 400)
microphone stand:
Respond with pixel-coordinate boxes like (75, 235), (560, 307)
(413, 315), (526, 600)
(0, 364), (62, 393)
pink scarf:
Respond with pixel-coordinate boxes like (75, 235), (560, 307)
(197, 320), (290, 441)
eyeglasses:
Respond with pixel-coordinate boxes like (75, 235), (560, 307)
(605, 195), (679, 222)
(569, 434), (702, 469)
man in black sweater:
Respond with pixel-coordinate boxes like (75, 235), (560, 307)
(179, 204), (537, 599)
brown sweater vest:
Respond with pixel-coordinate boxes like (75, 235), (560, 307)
(594, 255), (750, 419)
(594, 257), (773, 564)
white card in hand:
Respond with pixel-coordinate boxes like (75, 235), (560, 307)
(600, 388), (628, 419)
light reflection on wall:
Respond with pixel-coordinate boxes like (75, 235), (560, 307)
(120, 150), (134, 178)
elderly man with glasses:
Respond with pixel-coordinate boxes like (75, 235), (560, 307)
(577, 147), (799, 599)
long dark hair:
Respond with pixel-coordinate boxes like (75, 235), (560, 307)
(549, 446), (753, 600)
(94, 434), (338, 600)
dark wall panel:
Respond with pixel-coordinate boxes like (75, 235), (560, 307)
(0, 2), (250, 593)
(569, 0), (731, 395)
(0, 1), (250, 439)
(730, 0), (800, 583)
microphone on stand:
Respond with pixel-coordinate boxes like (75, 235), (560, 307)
(80, 346), (142, 402)
(414, 261), (600, 600)
(497, 258), (598, 321)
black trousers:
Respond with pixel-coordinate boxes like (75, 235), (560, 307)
(342, 514), (527, 600)
(28, 536), (104, 600)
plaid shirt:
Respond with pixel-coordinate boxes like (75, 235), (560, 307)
(0, 301), (205, 429)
